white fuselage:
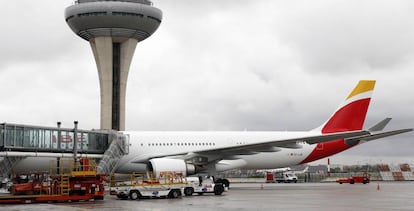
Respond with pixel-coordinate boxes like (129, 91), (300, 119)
(115, 131), (319, 173)
(9, 131), (326, 174)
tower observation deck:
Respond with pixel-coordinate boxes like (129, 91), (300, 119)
(65, 0), (162, 131)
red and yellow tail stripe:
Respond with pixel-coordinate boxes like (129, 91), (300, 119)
(346, 80), (376, 100)
(302, 80), (376, 163)
(320, 80), (376, 134)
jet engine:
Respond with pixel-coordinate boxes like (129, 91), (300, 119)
(147, 158), (196, 178)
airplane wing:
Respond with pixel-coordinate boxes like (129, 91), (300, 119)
(193, 130), (370, 156)
(132, 130), (370, 163)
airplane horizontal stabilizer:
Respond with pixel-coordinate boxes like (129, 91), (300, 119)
(345, 128), (413, 146)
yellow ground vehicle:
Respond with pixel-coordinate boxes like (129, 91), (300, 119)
(111, 171), (188, 200)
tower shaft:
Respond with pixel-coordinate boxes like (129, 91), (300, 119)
(91, 37), (138, 131)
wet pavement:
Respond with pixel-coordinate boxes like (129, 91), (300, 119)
(2, 182), (414, 211)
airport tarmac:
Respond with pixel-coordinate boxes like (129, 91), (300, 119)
(1, 182), (414, 211)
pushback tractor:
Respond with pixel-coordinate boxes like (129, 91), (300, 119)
(183, 176), (225, 196)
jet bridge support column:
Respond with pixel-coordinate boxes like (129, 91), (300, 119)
(57, 122), (61, 174)
(73, 121), (79, 166)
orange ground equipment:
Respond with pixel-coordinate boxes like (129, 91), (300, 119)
(10, 171), (50, 195)
(336, 172), (370, 184)
(0, 158), (108, 204)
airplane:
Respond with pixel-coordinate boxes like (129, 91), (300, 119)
(9, 80), (413, 188)
(113, 80), (412, 186)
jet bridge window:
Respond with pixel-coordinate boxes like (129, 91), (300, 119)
(0, 123), (109, 153)
(0, 127), (3, 148)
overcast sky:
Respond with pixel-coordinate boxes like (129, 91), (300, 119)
(0, 0), (413, 165)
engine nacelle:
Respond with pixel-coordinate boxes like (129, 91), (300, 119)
(147, 158), (196, 178)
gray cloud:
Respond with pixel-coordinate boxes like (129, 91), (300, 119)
(0, 0), (412, 164)
(273, 0), (414, 73)
(0, 1), (81, 67)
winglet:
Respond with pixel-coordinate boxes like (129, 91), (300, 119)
(315, 80), (376, 134)
(368, 118), (392, 132)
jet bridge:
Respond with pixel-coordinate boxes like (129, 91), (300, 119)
(0, 122), (129, 177)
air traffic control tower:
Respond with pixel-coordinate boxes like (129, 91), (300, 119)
(65, 0), (162, 131)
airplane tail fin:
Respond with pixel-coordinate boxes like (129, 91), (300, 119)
(314, 80), (376, 134)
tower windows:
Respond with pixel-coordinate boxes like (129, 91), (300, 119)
(147, 16), (161, 23)
(78, 11), (107, 17)
(65, 15), (74, 22)
(112, 11), (144, 17)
